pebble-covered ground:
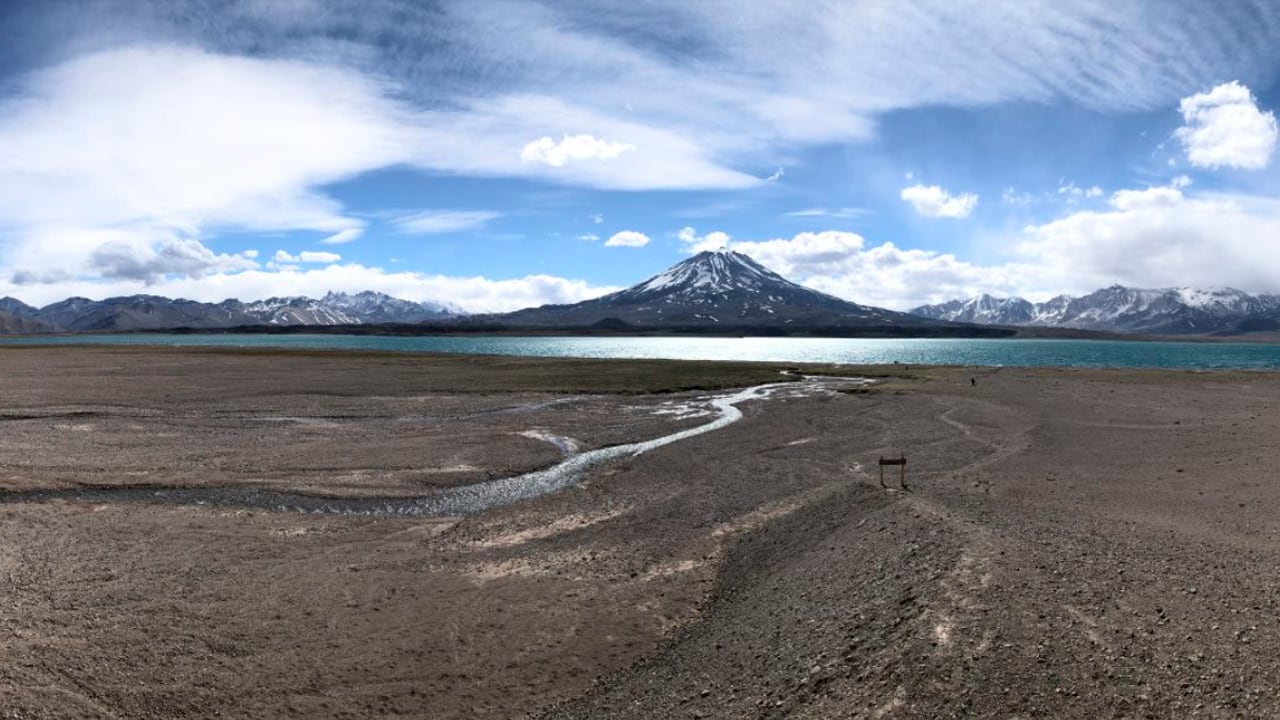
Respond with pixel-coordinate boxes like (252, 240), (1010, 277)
(1, 348), (1279, 718)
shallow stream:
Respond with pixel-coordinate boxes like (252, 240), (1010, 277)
(0, 378), (853, 517)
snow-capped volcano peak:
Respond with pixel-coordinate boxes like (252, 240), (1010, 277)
(628, 250), (786, 297)
(498, 248), (942, 330)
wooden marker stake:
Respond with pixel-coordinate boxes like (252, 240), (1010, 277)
(878, 455), (907, 490)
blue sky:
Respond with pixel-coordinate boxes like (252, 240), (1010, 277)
(1, 1), (1280, 312)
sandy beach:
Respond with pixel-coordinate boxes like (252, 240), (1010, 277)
(2, 346), (1279, 718)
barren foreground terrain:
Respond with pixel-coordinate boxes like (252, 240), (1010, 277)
(2, 346), (1279, 718)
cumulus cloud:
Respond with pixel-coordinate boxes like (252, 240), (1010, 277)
(1174, 81), (1278, 170)
(900, 184), (979, 218)
(677, 226), (731, 253)
(301, 251), (342, 263)
(1058, 182), (1104, 203)
(520, 134), (636, 167)
(272, 250), (341, 264)
(665, 176), (1280, 309)
(91, 235), (258, 284)
(664, 225), (1028, 309)
(0, 263), (619, 314)
(727, 231), (1026, 309)
(388, 210), (501, 235)
(1014, 184), (1280, 292)
(604, 230), (650, 247)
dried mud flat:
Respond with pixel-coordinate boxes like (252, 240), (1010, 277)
(2, 347), (1280, 718)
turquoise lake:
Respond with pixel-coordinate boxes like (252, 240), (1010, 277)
(3, 333), (1280, 370)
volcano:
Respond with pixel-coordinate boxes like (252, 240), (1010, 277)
(495, 250), (998, 336)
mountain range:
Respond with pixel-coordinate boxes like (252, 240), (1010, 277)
(0, 292), (457, 333)
(7, 252), (1280, 338)
(911, 285), (1280, 335)
(490, 250), (1004, 336)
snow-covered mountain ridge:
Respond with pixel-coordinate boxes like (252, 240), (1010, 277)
(0, 291), (459, 333)
(911, 285), (1280, 335)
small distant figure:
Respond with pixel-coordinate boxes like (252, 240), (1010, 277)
(970, 377), (976, 387)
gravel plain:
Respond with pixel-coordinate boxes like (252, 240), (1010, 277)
(2, 347), (1279, 718)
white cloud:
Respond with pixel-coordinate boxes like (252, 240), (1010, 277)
(388, 210), (501, 235)
(1014, 184), (1280, 292)
(1057, 181), (1105, 203)
(1106, 186), (1184, 211)
(1174, 81), (1278, 170)
(721, 230), (1029, 310)
(88, 235), (257, 284)
(782, 207), (869, 219)
(589, 213), (604, 224)
(577, 233), (599, 242)
(1171, 174), (1193, 189)
(520, 134), (636, 167)
(273, 250), (341, 264)
(664, 178), (1280, 309)
(0, 44), (759, 294)
(0, 263), (619, 314)
(604, 230), (650, 247)
(0, 46), (402, 289)
(300, 251), (341, 263)
(321, 228), (364, 245)
(1001, 188), (1033, 206)
(7, 7), (1280, 307)
(678, 226), (731, 253)
(900, 184), (978, 218)
(765, 167), (784, 182)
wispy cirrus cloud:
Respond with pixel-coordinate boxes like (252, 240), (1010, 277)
(387, 209), (502, 235)
(321, 228), (364, 245)
(782, 207), (870, 219)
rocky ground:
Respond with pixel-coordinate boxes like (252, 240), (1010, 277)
(1, 347), (1279, 718)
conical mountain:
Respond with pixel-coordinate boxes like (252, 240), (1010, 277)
(497, 250), (968, 332)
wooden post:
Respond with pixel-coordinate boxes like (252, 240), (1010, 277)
(878, 455), (907, 489)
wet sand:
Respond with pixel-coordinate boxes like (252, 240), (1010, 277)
(2, 347), (1279, 718)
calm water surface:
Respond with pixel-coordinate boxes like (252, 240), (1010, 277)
(3, 333), (1280, 370)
